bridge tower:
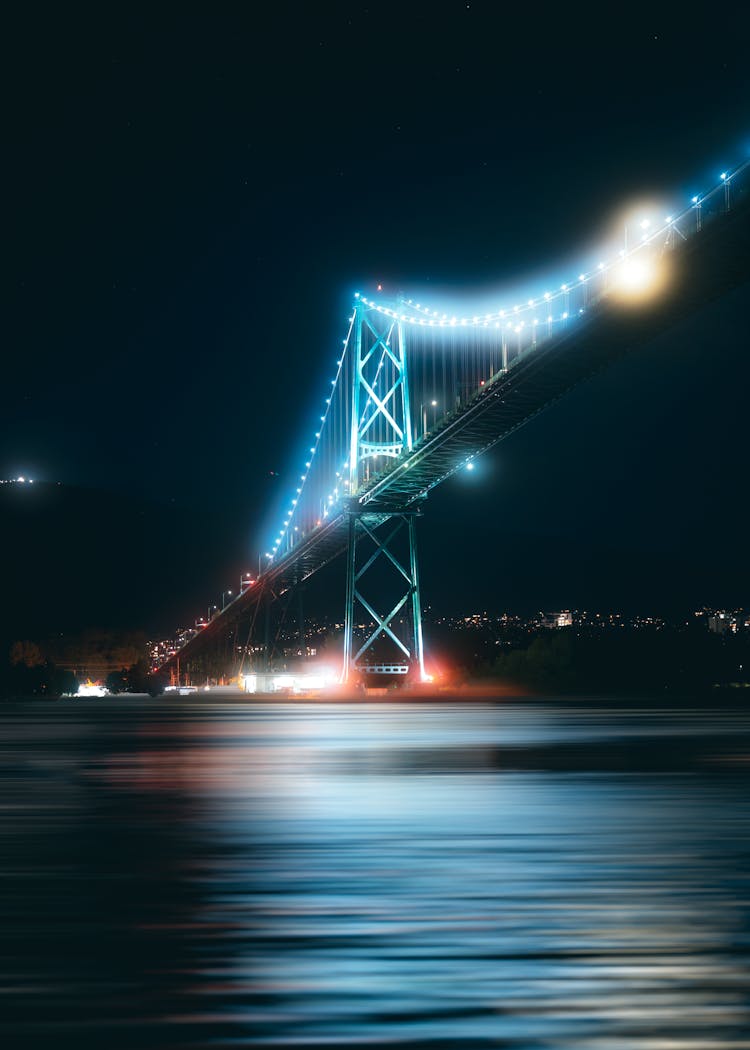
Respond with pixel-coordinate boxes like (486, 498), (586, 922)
(342, 297), (426, 684)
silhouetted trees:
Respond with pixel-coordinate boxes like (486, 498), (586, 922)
(3, 640), (78, 696)
(487, 626), (750, 695)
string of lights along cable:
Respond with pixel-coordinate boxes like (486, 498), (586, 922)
(264, 161), (748, 565)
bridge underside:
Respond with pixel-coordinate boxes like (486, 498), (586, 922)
(161, 194), (750, 685)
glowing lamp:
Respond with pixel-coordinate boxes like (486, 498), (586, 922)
(613, 252), (664, 300)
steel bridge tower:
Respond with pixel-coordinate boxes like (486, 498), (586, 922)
(342, 298), (426, 683)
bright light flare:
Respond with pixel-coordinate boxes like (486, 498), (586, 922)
(77, 681), (108, 697)
(612, 252), (666, 301)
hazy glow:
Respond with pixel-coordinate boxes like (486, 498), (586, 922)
(77, 681), (108, 697)
(241, 667), (339, 694)
(612, 252), (665, 300)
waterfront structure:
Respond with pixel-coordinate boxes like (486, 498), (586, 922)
(160, 163), (750, 686)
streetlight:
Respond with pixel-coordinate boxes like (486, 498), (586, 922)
(692, 195), (702, 232)
(207, 604), (217, 621)
(222, 590), (233, 609)
(240, 573), (255, 593)
(720, 171), (731, 211)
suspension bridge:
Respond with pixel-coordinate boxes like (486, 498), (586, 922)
(160, 162), (750, 688)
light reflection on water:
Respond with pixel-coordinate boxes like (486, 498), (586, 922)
(1, 699), (749, 1048)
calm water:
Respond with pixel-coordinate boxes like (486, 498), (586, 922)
(2, 697), (750, 1048)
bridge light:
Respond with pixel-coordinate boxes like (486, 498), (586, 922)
(691, 195), (700, 204)
(466, 461), (475, 471)
(613, 252), (664, 300)
(720, 172), (727, 180)
(579, 274), (586, 282)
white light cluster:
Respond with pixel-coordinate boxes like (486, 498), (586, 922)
(358, 295), (579, 329)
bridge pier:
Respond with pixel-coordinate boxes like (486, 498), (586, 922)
(341, 508), (425, 684)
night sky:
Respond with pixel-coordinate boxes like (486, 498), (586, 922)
(4, 6), (750, 635)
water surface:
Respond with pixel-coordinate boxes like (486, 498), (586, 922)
(2, 698), (749, 1048)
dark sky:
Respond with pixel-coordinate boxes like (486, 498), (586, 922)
(4, 5), (750, 631)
